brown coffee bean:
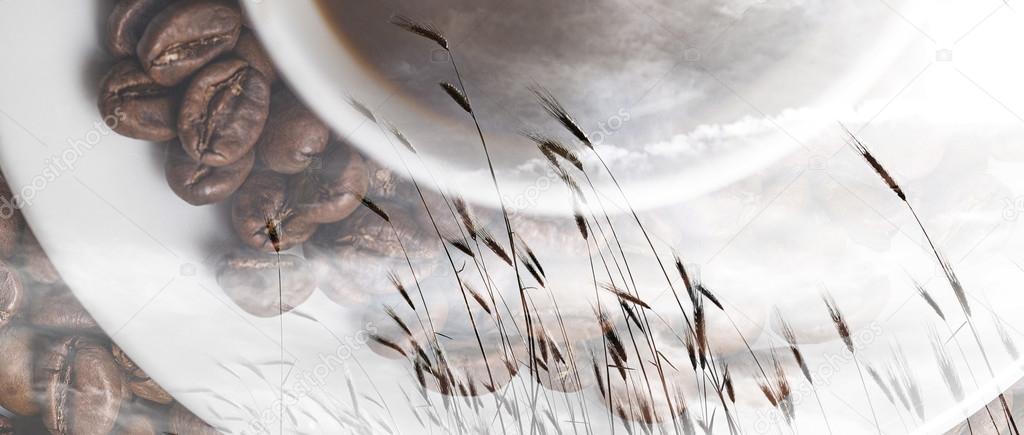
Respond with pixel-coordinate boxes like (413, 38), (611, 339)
(288, 145), (368, 223)
(0, 415), (11, 434)
(9, 417), (47, 434)
(137, 0), (241, 86)
(364, 157), (412, 201)
(111, 345), (173, 405)
(165, 142), (254, 205)
(98, 60), (179, 142)
(255, 90), (328, 175)
(113, 399), (166, 435)
(0, 261), (24, 329)
(215, 249), (314, 317)
(305, 201), (437, 305)
(28, 284), (102, 334)
(106, 0), (174, 58)
(178, 58), (270, 167)
(168, 403), (217, 435)
(231, 171), (317, 252)
(233, 29), (277, 84)
(12, 231), (61, 286)
(0, 178), (22, 261)
(0, 325), (41, 416)
(39, 336), (126, 435)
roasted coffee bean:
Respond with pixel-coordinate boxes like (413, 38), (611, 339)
(231, 171), (317, 252)
(111, 345), (173, 405)
(364, 157), (412, 201)
(0, 177), (24, 260)
(178, 58), (271, 167)
(0, 415), (11, 434)
(233, 29), (277, 84)
(215, 249), (314, 317)
(165, 142), (254, 205)
(113, 399), (166, 435)
(305, 201), (438, 305)
(12, 231), (61, 286)
(256, 91), (329, 175)
(137, 0), (241, 86)
(98, 60), (178, 141)
(29, 284), (102, 334)
(288, 145), (368, 223)
(106, 0), (174, 58)
(0, 261), (24, 329)
(0, 325), (41, 416)
(39, 336), (126, 435)
(168, 403), (217, 435)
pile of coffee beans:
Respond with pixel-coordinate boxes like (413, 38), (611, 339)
(98, 0), (370, 253)
(0, 174), (216, 434)
(95, 0), (450, 319)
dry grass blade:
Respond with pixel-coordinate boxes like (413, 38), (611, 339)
(348, 98), (377, 123)
(520, 252), (545, 287)
(370, 334), (407, 357)
(446, 237), (474, 257)
(387, 272), (415, 310)
(995, 318), (1019, 360)
(620, 301), (645, 333)
(939, 254), (971, 317)
(463, 283), (491, 315)
(931, 327), (964, 401)
(389, 15), (448, 50)
(723, 364), (736, 403)
(823, 294), (854, 353)
(596, 309), (628, 363)
(531, 86), (592, 148)
(601, 282), (652, 309)
(694, 298), (708, 368)
(674, 255), (697, 305)
(552, 164), (586, 203)
(913, 280), (944, 321)
(885, 364), (912, 414)
(525, 133), (584, 171)
(865, 364), (895, 405)
(592, 354), (607, 398)
(842, 124), (906, 201)
(361, 197), (391, 222)
(439, 82), (472, 113)
(384, 306), (413, 337)
(774, 354), (795, 424)
(698, 284), (724, 311)
(516, 234), (545, 278)
(758, 381), (778, 407)
(777, 311), (813, 384)
(385, 122), (417, 153)
(683, 332), (697, 371)
(893, 345), (925, 419)
(478, 228), (513, 266)
(573, 202), (588, 240)
(451, 196), (477, 240)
